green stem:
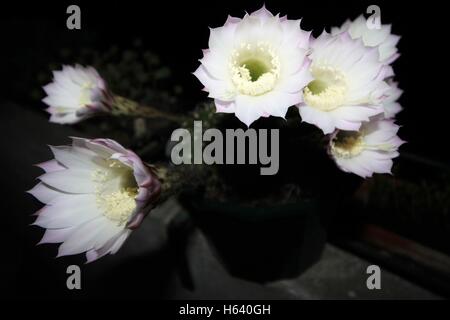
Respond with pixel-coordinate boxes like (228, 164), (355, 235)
(154, 164), (202, 203)
(111, 95), (188, 124)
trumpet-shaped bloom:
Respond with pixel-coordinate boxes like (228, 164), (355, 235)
(42, 65), (112, 124)
(28, 137), (161, 262)
(297, 32), (391, 134)
(331, 15), (400, 64)
(194, 5), (312, 127)
(328, 116), (404, 178)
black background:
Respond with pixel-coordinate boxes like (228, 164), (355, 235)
(1, 0), (447, 162)
(0, 0), (448, 300)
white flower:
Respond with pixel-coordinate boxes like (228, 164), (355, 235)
(331, 15), (400, 64)
(382, 80), (403, 118)
(328, 116), (405, 178)
(42, 65), (112, 124)
(28, 138), (161, 262)
(193, 5), (312, 127)
(297, 32), (391, 134)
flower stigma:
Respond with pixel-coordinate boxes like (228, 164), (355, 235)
(330, 131), (364, 158)
(230, 42), (280, 96)
(78, 81), (96, 107)
(304, 64), (348, 111)
(92, 160), (138, 226)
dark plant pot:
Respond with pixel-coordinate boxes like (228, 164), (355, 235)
(175, 116), (361, 283)
(179, 195), (327, 283)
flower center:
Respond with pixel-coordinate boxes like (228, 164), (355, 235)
(79, 81), (95, 107)
(92, 160), (138, 226)
(303, 65), (348, 111)
(330, 131), (364, 158)
(230, 42), (280, 96)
